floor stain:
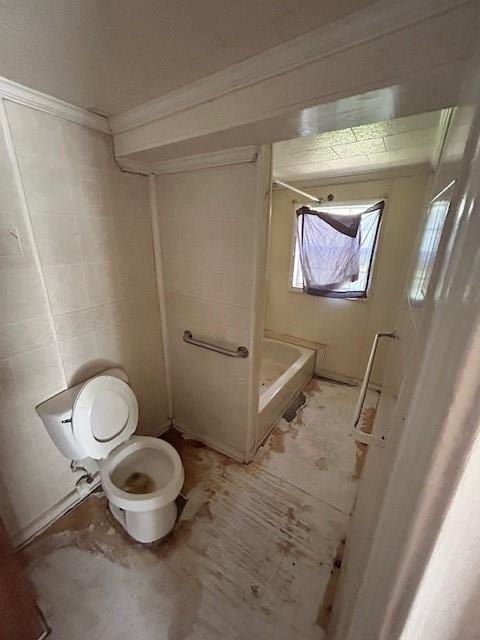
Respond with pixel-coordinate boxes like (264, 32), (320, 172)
(304, 378), (322, 396)
(150, 518), (195, 561)
(259, 396), (308, 457)
(166, 582), (202, 640)
(286, 507), (296, 523)
(317, 538), (346, 631)
(197, 502), (213, 521)
(162, 428), (211, 495)
(316, 457), (328, 471)
(21, 495), (143, 569)
(270, 430), (286, 454)
(353, 406), (376, 480)
(276, 538), (296, 555)
(361, 407), (376, 434)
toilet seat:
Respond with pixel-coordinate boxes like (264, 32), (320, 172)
(72, 375), (138, 459)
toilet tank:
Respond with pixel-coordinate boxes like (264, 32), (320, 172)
(36, 368), (129, 460)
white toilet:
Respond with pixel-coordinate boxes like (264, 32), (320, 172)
(36, 368), (184, 543)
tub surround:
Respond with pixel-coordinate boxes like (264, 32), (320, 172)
(156, 150), (270, 463)
(0, 101), (168, 545)
(264, 329), (327, 360)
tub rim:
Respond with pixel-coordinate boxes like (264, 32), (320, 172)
(258, 337), (315, 412)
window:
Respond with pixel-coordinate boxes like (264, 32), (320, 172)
(409, 181), (455, 305)
(291, 201), (383, 298)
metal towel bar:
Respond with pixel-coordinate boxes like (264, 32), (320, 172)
(352, 331), (397, 447)
(183, 330), (249, 358)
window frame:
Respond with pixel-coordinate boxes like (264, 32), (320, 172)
(408, 180), (455, 307)
(288, 198), (385, 300)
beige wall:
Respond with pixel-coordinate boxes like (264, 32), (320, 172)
(265, 174), (430, 384)
(156, 153), (270, 460)
(0, 101), (168, 542)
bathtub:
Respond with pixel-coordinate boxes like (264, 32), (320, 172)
(257, 338), (315, 446)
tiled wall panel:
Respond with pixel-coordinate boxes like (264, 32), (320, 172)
(0, 102), (168, 541)
(157, 163), (259, 458)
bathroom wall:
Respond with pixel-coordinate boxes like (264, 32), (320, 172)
(265, 174), (429, 384)
(0, 101), (168, 543)
(156, 150), (270, 460)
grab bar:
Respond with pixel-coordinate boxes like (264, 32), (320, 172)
(352, 331), (397, 447)
(183, 330), (249, 358)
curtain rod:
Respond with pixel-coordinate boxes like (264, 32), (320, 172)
(273, 179), (324, 204)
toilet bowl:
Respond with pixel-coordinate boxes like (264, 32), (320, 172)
(100, 436), (184, 543)
(36, 368), (184, 544)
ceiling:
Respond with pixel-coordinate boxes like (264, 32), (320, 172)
(0, 0), (376, 115)
(273, 111), (445, 181)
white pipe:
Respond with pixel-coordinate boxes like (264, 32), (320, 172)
(273, 179), (323, 204)
(149, 175), (174, 419)
(246, 145), (272, 461)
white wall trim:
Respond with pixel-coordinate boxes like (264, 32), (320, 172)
(118, 146), (259, 175)
(173, 421), (245, 462)
(272, 166), (434, 193)
(316, 368), (383, 391)
(0, 76), (110, 134)
(117, 157), (153, 175)
(149, 176), (174, 419)
(246, 146), (272, 461)
(154, 419), (173, 436)
(13, 475), (101, 549)
(110, 0), (467, 135)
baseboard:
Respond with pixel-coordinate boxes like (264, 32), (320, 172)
(14, 474), (101, 550)
(153, 419), (173, 437)
(172, 420), (245, 462)
(316, 368), (383, 391)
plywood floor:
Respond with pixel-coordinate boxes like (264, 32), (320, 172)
(22, 378), (378, 640)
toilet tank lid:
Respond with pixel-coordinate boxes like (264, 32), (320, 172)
(36, 368), (129, 422)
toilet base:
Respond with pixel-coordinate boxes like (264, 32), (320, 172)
(109, 499), (177, 544)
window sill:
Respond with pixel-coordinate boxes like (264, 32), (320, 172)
(289, 286), (370, 301)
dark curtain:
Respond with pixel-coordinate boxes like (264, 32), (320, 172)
(296, 201), (384, 298)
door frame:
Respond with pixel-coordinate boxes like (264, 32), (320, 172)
(330, 43), (480, 639)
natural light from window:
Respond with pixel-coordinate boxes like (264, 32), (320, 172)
(409, 182), (454, 304)
(292, 201), (382, 297)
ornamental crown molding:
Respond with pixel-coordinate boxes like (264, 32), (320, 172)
(0, 76), (109, 133)
(117, 146), (259, 175)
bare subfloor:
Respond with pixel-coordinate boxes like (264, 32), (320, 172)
(22, 378), (378, 640)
